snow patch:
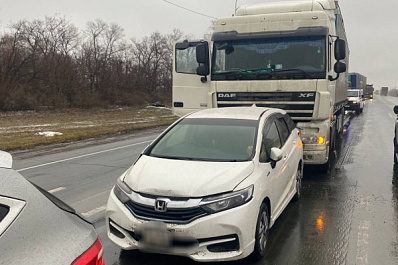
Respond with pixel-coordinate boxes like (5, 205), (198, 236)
(36, 131), (63, 137)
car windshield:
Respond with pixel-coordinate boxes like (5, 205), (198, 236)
(212, 36), (326, 80)
(347, 90), (359, 97)
(148, 118), (258, 162)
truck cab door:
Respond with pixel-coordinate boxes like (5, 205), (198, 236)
(173, 40), (212, 117)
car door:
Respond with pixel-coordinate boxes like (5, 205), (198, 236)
(275, 115), (297, 201)
(259, 116), (287, 219)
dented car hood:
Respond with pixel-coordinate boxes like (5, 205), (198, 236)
(123, 155), (254, 197)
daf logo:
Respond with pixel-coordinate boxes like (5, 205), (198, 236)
(154, 199), (168, 212)
(298, 93), (315, 98)
(218, 93), (237, 98)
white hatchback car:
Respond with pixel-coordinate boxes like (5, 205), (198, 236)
(105, 106), (303, 262)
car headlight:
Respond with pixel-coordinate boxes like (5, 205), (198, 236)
(113, 178), (132, 204)
(200, 185), (253, 213)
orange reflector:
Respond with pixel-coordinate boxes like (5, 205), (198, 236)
(316, 216), (324, 231)
(318, 136), (325, 145)
(298, 141), (303, 148)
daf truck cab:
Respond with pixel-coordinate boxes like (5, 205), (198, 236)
(172, 0), (349, 171)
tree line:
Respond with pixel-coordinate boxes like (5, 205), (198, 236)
(0, 16), (190, 111)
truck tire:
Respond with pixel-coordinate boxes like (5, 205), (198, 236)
(293, 163), (302, 201)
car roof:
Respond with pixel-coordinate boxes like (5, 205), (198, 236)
(185, 106), (284, 120)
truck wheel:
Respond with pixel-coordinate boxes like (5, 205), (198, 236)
(293, 164), (302, 201)
(253, 203), (270, 260)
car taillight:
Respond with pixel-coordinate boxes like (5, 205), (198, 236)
(72, 237), (104, 265)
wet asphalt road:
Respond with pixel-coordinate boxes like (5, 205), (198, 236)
(12, 95), (398, 265)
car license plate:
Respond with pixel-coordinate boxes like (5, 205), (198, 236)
(142, 228), (172, 248)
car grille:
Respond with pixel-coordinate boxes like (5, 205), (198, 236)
(125, 201), (209, 224)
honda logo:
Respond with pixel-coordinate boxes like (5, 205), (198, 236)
(154, 199), (168, 212)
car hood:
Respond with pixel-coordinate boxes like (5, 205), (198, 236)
(124, 155), (254, 197)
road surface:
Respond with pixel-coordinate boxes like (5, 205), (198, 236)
(12, 95), (398, 265)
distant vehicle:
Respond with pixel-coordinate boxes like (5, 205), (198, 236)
(0, 151), (104, 265)
(381, 86), (389, 96)
(364, 84), (374, 99)
(394, 106), (398, 164)
(106, 106), (303, 262)
(348, 72), (367, 90)
(346, 89), (364, 114)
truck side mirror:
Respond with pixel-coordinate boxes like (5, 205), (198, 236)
(196, 43), (209, 64)
(394, 105), (398, 115)
(335, 39), (346, 61)
(334, 62), (346, 74)
(196, 43), (210, 80)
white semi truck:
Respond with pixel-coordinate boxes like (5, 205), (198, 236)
(172, 0), (349, 170)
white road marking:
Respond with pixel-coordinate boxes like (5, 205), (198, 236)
(82, 205), (107, 217)
(16, 140), (153, 172)
(356, 220), (371, 265)
(48, 187), (65, 194)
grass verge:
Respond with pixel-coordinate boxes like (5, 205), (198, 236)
(0, 107), (178, 151)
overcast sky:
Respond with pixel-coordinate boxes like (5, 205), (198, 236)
(0, 0), (395, 89)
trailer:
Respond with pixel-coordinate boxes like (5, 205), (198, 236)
(381, 86), (388, 96)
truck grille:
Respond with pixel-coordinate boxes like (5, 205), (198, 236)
(217, 92), (315, 122)
(126, 201), (209, 224)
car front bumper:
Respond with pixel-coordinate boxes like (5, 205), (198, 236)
(105, 188), (258, 262)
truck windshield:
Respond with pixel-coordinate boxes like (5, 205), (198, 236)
(212, 36), (326, 80)
(148, 118), (258, 162)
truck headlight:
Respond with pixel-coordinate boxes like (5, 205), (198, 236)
(301, 136), (325, 145)
(200, 185), (253, 213)
(113, 178), (132, 204)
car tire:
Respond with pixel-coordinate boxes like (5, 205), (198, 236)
(252, 203), (270, 261)
(356, 107), (360, 114)
(394, 138), (398, 164)
(293, 164), (302, 201)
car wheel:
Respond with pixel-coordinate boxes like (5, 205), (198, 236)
(356, 107), (360, 114)
(252, 203), (270, 260)
(293, 165), (302, 201)
(394, 138), (398, 164)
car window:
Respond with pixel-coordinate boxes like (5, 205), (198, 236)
(275, 117), (290, 145)
(283, 114), (296, 133)
(260, 121), (281, 163)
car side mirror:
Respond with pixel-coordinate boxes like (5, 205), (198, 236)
(270, 147), (283, 169)
(394, 105), (398, 115)
(0, 151), (13, 169)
